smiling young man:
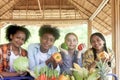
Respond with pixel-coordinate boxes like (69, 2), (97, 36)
(28, 25), (60, 72)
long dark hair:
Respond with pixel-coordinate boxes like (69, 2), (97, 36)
(90, 32), (108, 60)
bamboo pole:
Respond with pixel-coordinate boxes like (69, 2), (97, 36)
(111, 0), (120, 79)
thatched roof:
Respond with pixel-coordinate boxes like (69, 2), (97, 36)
(0, 0), (119, 35)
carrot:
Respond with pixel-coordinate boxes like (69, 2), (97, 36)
(38, 74), (47, 80)
(50, 76), (57, 80)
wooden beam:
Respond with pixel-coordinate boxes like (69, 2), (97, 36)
(88, 20), (92, 48)
(37, 0), (42, 13)
(0, 19), (88, 28)
(0, 19), (88, 22)
(87, 0), (111, 17)
(89, 0), (109, 20)
(112, 0), (120, 78)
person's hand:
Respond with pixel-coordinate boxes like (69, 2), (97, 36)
(77, 43), (86, 58)
(97, 51), (110, 62)
(17, 71), (27, 76)
(78, 43), (86, 51)
(88, 61), (97, 71)
(46, 57), (57, 69)
(59, 45), (68, 55)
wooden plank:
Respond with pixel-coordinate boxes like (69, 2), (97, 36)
(88, 20), (92, 48)
(89, 0), (109, 20)
(111, 0), (120, 79)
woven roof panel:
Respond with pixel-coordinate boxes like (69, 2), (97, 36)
(0, 0), (113, 35)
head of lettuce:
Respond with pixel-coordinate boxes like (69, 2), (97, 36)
(13, 56), (29, 72)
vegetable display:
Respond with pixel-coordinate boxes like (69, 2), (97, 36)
(29, 62), (118, 80)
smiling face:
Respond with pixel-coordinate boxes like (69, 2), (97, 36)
(90, 35), (105, 52)
(65, 34), (78, 50)
(40, 33), (55, 52)
(10, 31), (26, 48)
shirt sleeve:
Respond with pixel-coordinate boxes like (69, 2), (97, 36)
(74, 51), (83, 67)
(107, 48), (115, 69)
(27, 43), (46, 71)
(77, 56), (83, 67)
(0, 48), (3, 72)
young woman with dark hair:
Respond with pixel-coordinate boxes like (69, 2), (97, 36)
(0, 24), (31, 77)
(82, 32), (115, 80)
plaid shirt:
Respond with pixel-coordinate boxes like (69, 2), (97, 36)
(0, 43), (27, 72)
(82, 48), (115, 70)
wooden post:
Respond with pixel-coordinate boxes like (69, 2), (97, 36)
(111, 0), (120, 78)
(88, 20), (92, 48)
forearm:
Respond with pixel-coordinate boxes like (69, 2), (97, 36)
(76, 58), (82, 67)
(0, 72), (19, 77)
(88, 61), (96, 70)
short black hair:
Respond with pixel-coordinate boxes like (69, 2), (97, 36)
(39, 25), (60, 41)
(5, 24), (31, 42)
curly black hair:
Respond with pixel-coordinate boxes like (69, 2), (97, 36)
(5, 24), (31, 42)
(39, 25), (60, 41)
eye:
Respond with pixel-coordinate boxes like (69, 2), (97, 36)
(21, 38), (25, 42)
(73, 39), (77, 42)
(49, 38), (54, 42)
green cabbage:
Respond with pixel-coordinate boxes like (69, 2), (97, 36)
(13, 56), (29, 72)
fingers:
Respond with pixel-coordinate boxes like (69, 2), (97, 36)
(59, 45), (62, 50)
(17, 71), (27, 76)
(78, 43), (86, 51)
(77, 51), (82, 58)
(59, 45), (68, 55)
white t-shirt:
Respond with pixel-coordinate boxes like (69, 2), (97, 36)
(37, 51), (48, 64)
(9, 51), (19, 72)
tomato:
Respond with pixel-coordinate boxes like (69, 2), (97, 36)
(78, 44), (83, 51)
(61, 43), (68, 50)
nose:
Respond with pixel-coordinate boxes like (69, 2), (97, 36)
(93, 41), (98, 45)
(45, 39), (51, 44)
(19, 39), (24, 45)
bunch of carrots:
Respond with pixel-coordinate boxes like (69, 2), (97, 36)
(35, 66), (59, 80)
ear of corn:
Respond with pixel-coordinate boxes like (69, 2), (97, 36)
(66, 75), (71, 80)
(70, 75), (75, 80)
(73, 63), (82, 70)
